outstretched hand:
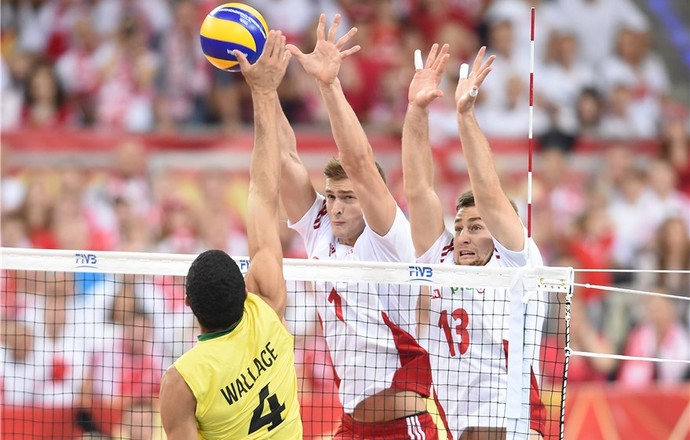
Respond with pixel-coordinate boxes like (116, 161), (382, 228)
(234, 30), (291, 92)
(454, 46), (495, 114)
(286, 13), (360, 85)
(408, 43), (450, 108)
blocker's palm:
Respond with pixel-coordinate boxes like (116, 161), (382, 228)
(287, 13), (360, 85)
(235, 30), (291, 91)
(455, 46), (495, 114)
(408, 44), (450, 108)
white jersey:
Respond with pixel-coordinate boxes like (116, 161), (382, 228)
(418, 228), (547, 437)
(289, 195), (431, 413)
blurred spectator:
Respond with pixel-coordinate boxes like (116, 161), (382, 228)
(637, 217), (690, 296)
(618, 293), (690, 388)
(606, 167), (656, 270)
(21, 60), (76, 129)
(4, 0), (58, 56)
(535, 148), (585, 234)
(206, 68), (243, 132)
(566, 204), (615, 311)
(34, 272), (92, 407)
(555, 0), (647, 67)
(593, 142), (637, 200)
(90, 0), (171, 45)
(1, 212), (31, 248)
(476, 13), (550, 136)
(154, 0), (210, 132)
(55, 13), (102, 126)
(92, 14), (159, 131)
(199, 208), (248, 256)
(432, 18), (478, 68)
(540, 290), (617, 385)
(601, 24), (670, 138)
(407, 0), (484, 49)
(478, 13), (526, 112)
(253, 0), (319, 42)
(1, 55), (25, 129)
(108, 273), (195, 370)
(80, 313), (163, 413)
(540, 29), (594, 137)
(196, 170), (248, 252)
(574, 87), (606, 138)
(569, 294), (618, 382)
(0, 143), (26, 213)
(645, 159), (690, 231)
(95, 139), (155, 245)
(280, 218), (307, 259)
(599, 81), (642, 139)
(0, 318), (50, 405)
(156, 196), (204, 254)
(18, 179), (58, 249)
(112, 399), (164, 440)
(659, 115), (690, 196)
(295, 321), (342, 439)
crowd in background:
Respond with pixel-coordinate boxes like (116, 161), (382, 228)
(1, 0), (689, 436)
(1, 0), (688, 140)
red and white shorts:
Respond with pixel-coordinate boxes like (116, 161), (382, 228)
(333, 411), (439, 440)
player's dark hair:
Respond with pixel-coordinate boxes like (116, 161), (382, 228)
(185, 250), (245, 331)
(323, 157), (387, 184)
(455, 190), (519, 213)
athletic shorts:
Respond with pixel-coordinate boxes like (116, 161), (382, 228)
(333, 411), (439, 440)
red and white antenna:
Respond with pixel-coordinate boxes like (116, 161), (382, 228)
(527, 7), (536, 257)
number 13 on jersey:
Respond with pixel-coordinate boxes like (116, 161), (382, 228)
(438, 308), (470, 357)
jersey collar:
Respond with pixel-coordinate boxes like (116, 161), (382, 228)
(197, 316), (243, 341)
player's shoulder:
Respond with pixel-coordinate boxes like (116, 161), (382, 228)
(246, 292), (280, 316)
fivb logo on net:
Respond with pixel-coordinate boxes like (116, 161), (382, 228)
(237, 258), (250, 273)
(408, 265), (433, 281)
(75, 252), (98, 268)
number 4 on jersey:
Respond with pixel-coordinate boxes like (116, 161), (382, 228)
(248, 384), (286, 434)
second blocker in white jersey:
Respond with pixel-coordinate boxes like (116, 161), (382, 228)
(417, 228), (548, 437)
(289, 195), (432, 413)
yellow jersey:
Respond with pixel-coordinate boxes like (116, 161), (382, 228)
(174, 292), (302, 439)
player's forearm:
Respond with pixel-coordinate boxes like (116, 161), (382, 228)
(317, 78), (373, 171)
(251, 90), (281, 198)
(275, 100), (317, 223)
(402, 103), (435, 196)
(277, 102), (298, 162)
(457, 111), (503, 201)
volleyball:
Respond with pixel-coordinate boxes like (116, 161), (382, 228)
(199, 3), (269, 72)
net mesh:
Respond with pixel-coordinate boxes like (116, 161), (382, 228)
(0, 247), (571, 439)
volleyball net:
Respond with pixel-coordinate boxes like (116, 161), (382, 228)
(1, 247), (573, 439)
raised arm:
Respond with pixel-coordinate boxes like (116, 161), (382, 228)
(402, 44), (450, 256)
(288, 14), (396, 236)
(235, 31), (291, 317)
(455, 48), (524, 251)
(277, 93), (317, 224)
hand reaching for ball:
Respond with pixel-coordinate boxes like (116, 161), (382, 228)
(234, 30), (291, 93)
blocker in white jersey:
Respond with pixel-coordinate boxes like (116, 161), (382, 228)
(289, 194), (432, 414)
(282, 14), (441, 437)
(401, 45), (548, 438)
(418, 228), (547, 437)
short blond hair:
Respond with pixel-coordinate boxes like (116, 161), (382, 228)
(323, 158), (386, 184)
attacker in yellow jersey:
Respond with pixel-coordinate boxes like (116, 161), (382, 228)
(159, 30), (302, 439)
